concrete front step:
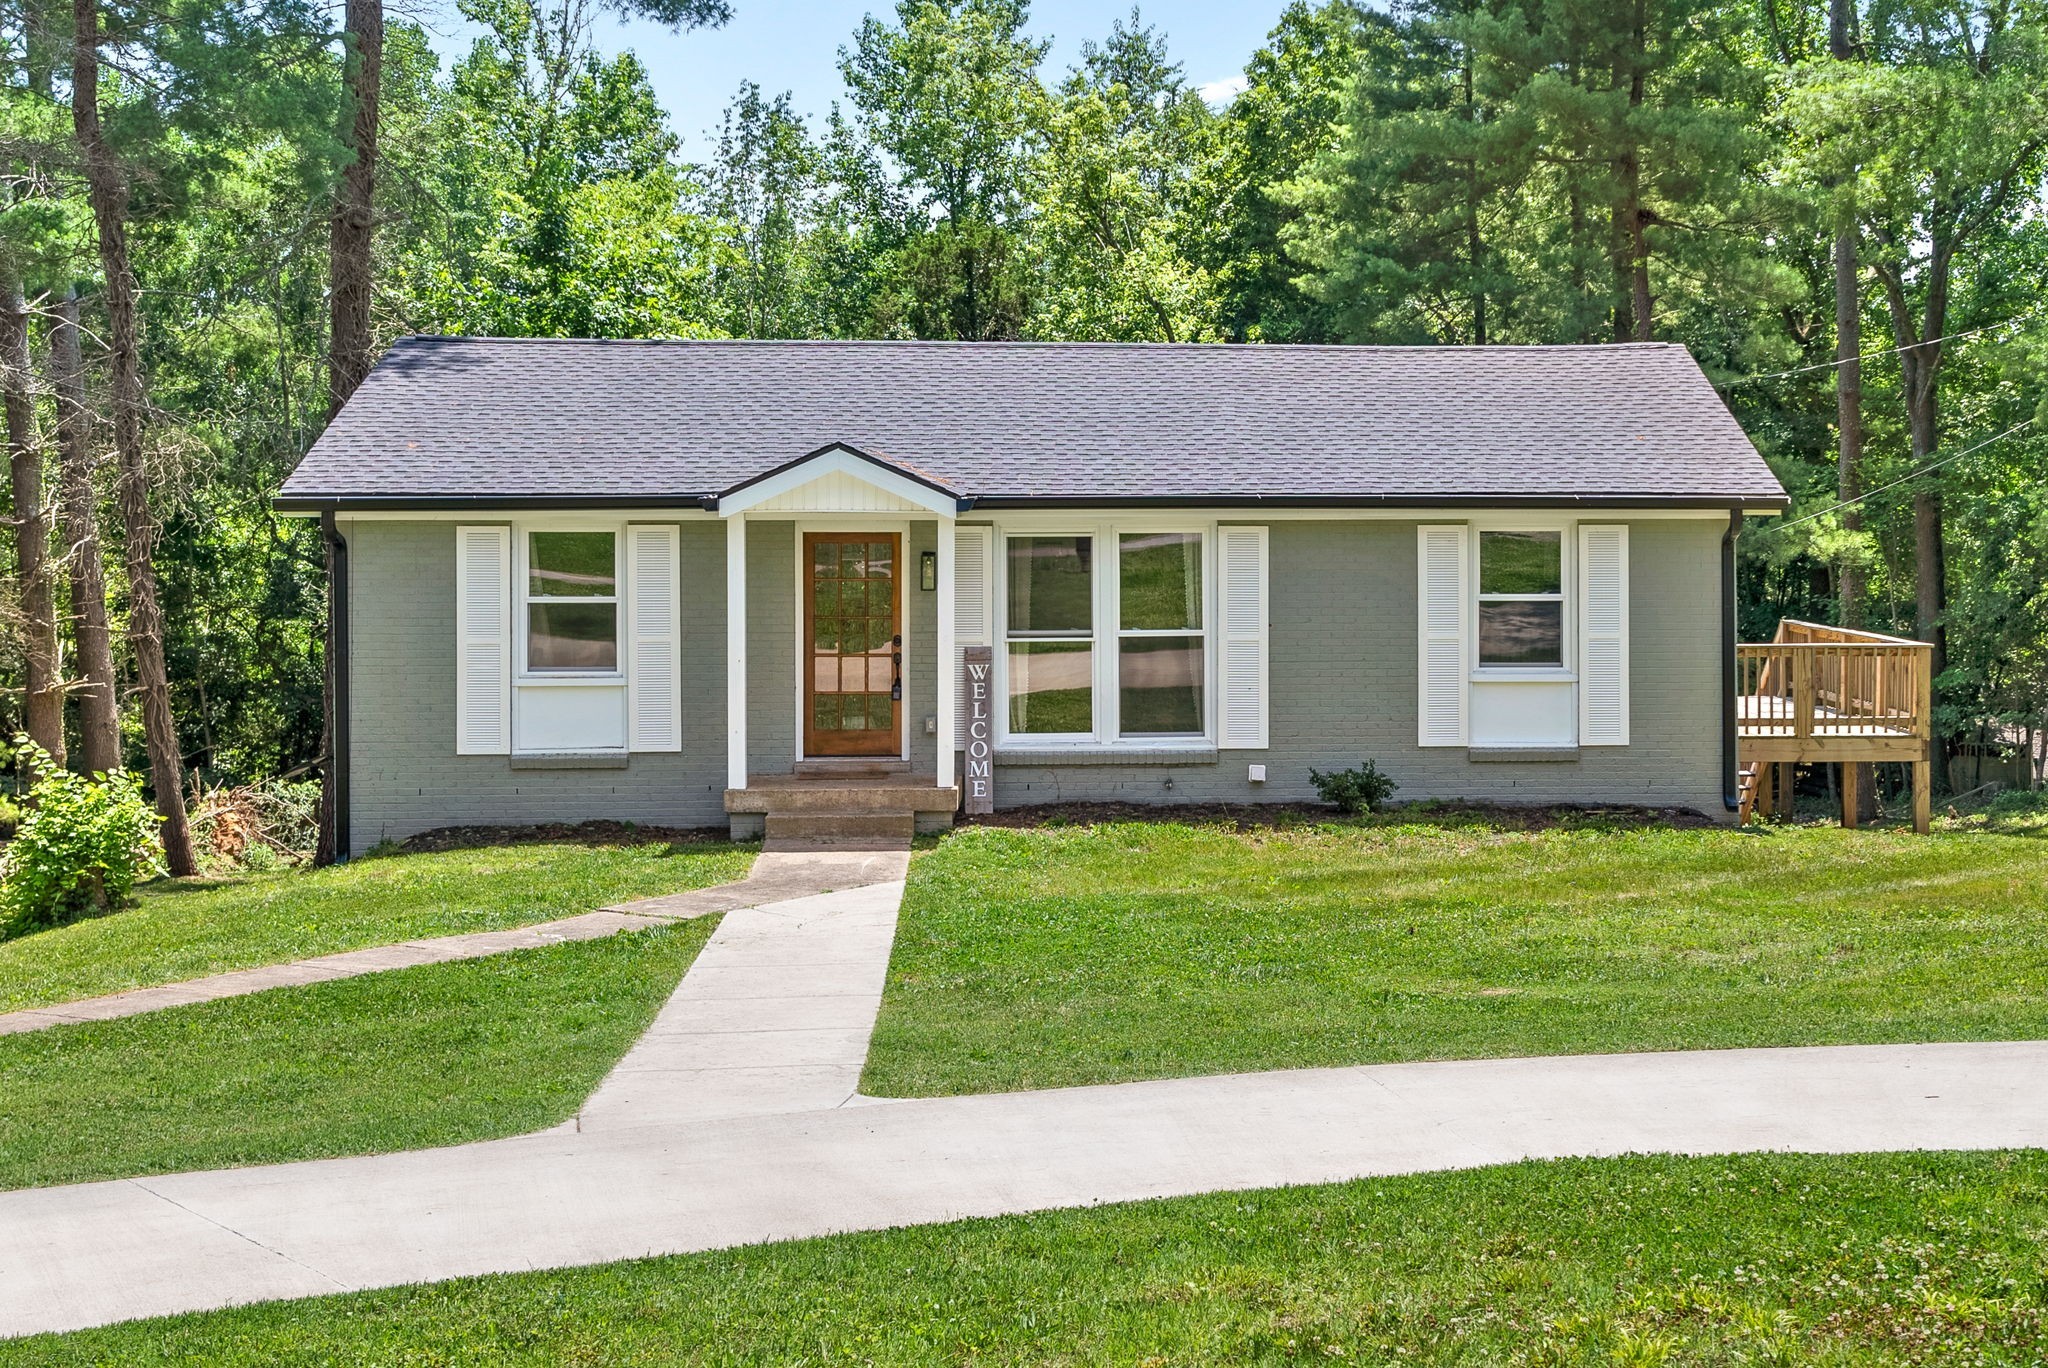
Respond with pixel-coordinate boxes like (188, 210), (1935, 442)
(763, 812), (915, 847)
(792, 759), (910, 779)
(726, 778), (959, 816)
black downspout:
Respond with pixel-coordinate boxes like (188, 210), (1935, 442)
(1722, 510), (1743, 813)
(323, 511), (351, 862)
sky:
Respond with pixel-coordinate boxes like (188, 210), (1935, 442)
(420, 0), (1291, 160)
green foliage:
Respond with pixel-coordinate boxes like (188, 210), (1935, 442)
(0, 743), (165, 941)
(1308, 761), (1399, 813)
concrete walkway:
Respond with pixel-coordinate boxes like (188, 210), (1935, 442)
(3, 850), (2045, 1339)
(0, 846), (905, 1038)
(3, 1038), (2044, 1337)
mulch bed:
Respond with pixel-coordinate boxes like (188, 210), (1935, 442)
(399, 820), (734, 853)
(959, 800), (1719, 833)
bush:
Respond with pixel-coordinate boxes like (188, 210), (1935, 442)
(1309, 762), (1400, 815)
(0, 741), (166, 941)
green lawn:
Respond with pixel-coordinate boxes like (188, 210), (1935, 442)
(0, 920), (714, 1190)
(7, 1150), (2042, 1364)
(864, 817), (2048, 1097)
(0, 838), (752, 1012)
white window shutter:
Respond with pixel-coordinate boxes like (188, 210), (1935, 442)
(1215, 525), (1268, 749)
(1578, 524), (1630, 746)
(626, 524), (682, 752)
(953, 525), (993, 740)
(455, 525), (512, 755)
(1416, 525), (1468, 747)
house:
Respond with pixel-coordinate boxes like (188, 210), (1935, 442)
(275, 337), (1789, 855)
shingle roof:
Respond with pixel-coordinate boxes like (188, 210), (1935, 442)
(276, 337), (1786, 509)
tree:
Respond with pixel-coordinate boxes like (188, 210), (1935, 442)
(1785, 1), (2048, 673)
(1029, 11), (1218, 341)
(839, 0), (1046, 338)
(1196, 0), (1389, 342)
(702, 83), (830, 338)
(48, 288), (119, 776)
(2, 277), (63, 775)
(70, 0), (197, 873)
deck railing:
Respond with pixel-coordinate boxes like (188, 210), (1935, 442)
(1737, 620), (1932, 743)
(1736, 619), (1935, 831)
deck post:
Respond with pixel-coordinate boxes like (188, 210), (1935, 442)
(1913, 642), (1933, 834)
(1840, 758), (1861, 829)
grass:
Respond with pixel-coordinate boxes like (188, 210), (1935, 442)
(0, 838), (753, 1013)
(6, 1150), (2043, 1364)
(864, 817), (2048, 1097)
(0, 920), (714, 1190)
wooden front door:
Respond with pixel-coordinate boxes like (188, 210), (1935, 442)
(803, 532), (903, 757)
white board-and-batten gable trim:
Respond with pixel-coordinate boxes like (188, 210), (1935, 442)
(716, 444), (961, 518)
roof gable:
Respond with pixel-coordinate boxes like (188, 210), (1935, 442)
(716, 442), (962, 517)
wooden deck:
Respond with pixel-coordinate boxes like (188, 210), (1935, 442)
(1737, 620), (1934, 831)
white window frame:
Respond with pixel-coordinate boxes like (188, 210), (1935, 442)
(515, 521), (626, 684)
(1471, 521), (1574, 680)
(995, 521), (1215, 749)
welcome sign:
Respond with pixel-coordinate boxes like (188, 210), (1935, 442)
(962, 645), (994, 814)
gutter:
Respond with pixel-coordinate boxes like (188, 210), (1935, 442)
(275, 491), (1790, 515)
(323, 512), (351, 862)
(1722, 510), (1743, 813)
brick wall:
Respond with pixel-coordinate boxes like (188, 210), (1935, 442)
(992, 519), (1730, 815)
(344, 519), (728, 851)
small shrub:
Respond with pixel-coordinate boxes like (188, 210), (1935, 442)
(0, 740), (165, 940)
(1309, 761), (1400, 815)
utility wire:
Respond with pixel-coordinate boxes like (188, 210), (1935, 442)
(1724, 309), (2043, 387)
(1757, 416), (2040, 535)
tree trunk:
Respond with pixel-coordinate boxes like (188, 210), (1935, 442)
(320, 0), (383, 866)
(1832, 229), (1863, 627)
(1902, 342), (1945, 677)
(1829, 0), (1863, 631)
(50, 287), (121, 776)
(327, 0), (383, 421)
(71, 0), (197, 875)
(2, 280), (65, 776)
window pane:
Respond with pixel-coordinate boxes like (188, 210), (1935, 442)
(1120, 533), (1201, 631)
(529, 532), (616, 598)
(1008, 537), (1092, 634)
(528, 603), (618, 671)
(1478, 600), (1564, 666)
(1120, 636), (1204, 735)
(863, 693), (893, 729)
(1479, 531), (1561, 596)
(1008, 641), (1093, 733)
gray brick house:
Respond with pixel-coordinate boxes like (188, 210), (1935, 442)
(276, 337), (1787, 854)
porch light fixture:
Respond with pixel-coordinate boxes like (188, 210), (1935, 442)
(920, 550), (937, 591)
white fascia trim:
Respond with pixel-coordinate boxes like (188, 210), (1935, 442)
(718, 448), (959, 518)
(314, 507), (715, 522)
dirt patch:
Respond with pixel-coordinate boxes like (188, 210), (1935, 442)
(959, 800), (1719, 834)
(397, 820), (735, 854)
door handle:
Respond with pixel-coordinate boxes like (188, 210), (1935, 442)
(891, 634), (903, 700)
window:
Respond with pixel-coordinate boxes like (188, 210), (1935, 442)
(1476, 530), (1563, 667)
(1118, 532), (1204, 736)
(1006, 535), (1094, 734)
(1002, 530), (1208, 741)
(525, 530), (619, 672)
